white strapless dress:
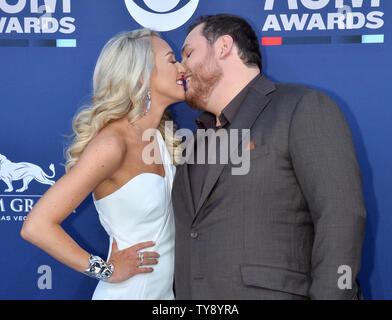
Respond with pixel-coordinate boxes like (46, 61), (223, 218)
(91, 130), (176, 300)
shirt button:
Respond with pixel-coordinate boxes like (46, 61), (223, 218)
(190, 231), (199, 239)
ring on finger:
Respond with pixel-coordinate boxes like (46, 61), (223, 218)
(138, 252), (144, 266)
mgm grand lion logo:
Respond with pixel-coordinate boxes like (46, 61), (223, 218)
(0, 154), (55, 193)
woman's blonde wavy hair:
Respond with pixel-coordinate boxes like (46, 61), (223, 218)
(65, 29), (183, 172)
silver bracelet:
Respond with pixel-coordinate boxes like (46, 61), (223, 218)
(84, 254), (114, 281)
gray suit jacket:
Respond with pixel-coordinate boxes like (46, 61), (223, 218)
(171, 75), (366, 299)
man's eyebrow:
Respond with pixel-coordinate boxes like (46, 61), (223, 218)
(181, 44), (189, 55)
(165, 51), (174, 56)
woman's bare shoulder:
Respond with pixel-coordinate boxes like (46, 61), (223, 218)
(80, 126), (128, 169)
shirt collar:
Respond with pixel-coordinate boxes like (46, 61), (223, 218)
(195, 73), (262, 130)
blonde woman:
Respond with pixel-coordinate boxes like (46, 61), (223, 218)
(20, 29), (186, 300)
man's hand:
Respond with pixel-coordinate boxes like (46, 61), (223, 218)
(106, 239), (159, 283)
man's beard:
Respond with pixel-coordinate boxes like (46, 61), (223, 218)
(185, 52), (223, 111)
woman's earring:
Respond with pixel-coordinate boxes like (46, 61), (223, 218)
(145, 89), (151, 114)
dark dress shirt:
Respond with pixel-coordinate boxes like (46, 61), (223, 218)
(188, 73), (261, 209)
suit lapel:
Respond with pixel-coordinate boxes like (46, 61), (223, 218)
(192, 76), (276, 220)
(177, 133), (197, 216)
(181, 161), (195, 214)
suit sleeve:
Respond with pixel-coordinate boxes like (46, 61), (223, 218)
(288, 89), (366, 299)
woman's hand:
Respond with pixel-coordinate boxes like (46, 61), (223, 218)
(106, 239), (160, 283)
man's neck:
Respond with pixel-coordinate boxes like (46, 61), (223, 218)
(205, 68), (260, 125)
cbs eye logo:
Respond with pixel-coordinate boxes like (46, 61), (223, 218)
(124, 0), (199, 32)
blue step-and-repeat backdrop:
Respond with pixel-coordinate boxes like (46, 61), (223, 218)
(0, 0), (390, 299)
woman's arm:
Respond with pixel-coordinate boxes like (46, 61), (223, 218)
(20, 135), (158, 282)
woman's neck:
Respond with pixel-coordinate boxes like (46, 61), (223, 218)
(129, 102), (166, 132)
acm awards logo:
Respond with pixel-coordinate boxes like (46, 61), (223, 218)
(0, 153), (56, 222)
(124, 0), (199, 32)
(262, 0), (384, 33)
(0, 0), (75, 34)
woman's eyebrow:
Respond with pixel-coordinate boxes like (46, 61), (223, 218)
(165, 51), (174, 56)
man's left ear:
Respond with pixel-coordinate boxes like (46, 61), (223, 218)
(218, 35), (234, 59)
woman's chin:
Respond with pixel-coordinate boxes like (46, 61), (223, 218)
(171, 93), (186, 104)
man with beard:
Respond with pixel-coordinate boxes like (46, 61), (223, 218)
(171, 14), (366, 299)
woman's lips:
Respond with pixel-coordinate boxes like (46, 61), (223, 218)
(177, 77), (185, 86)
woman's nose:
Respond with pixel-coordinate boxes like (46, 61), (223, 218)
(176, 61), (186, 75)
